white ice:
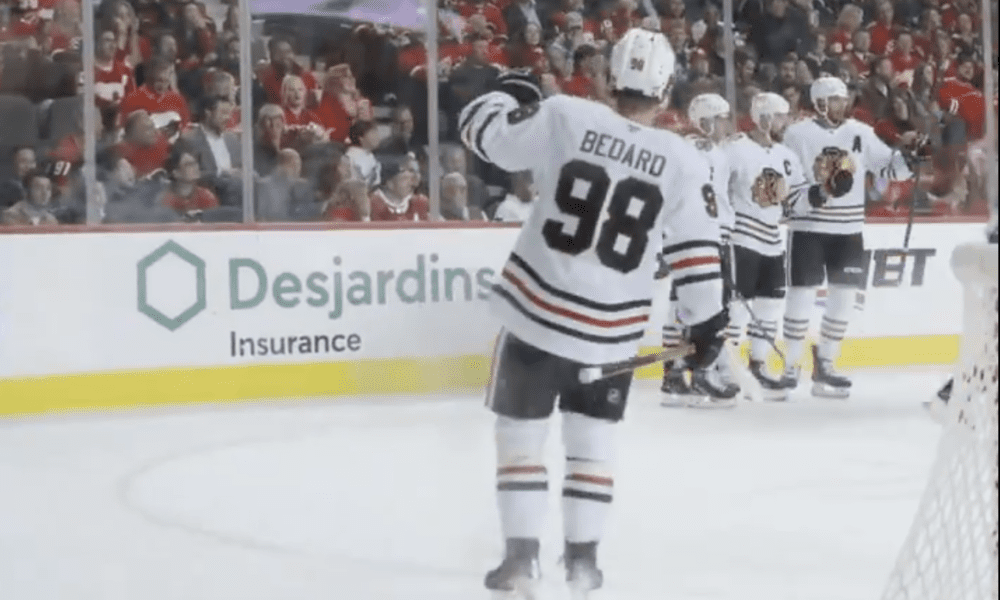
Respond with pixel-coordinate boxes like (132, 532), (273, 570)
(0, 369), (948, 600)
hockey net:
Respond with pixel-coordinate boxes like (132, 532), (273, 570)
(881, 242), (999, 600)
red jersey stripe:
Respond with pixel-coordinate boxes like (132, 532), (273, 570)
(502, 270), (650, 329)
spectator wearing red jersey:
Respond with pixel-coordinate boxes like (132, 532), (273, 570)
(890, 32), (921, 88)
(280, 74), (325, 148)
(913, 9), (942, 57)
(466, 13), (510, 65)
(507, 22), (546, 70)
(938, 58), (987, 140)
(369, 159), (429, 222)
(843, 29), (873, 80)
(94, 22), (135, 113)
(119, 57), (191, 139)
(44, 0), (81, 58)
(316, 63), (363, 145)
(323, 178), (370, 222)
(828, 4), (864, 55)
(175, 2), (216, 69)
(867, 0), (897, 55)
(257, 36), (319, 106)
(562, 44), (609, 102)
(603, 0), (641, 38)
(115, 110), (171, 178)
(103, 0), (145, 68)
(458, 0), (507, 37)
(159, 143), (219, 217)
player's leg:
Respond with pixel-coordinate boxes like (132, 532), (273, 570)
(713, 242), (743, 390)
(661, 282), (693, 405)
(811, 233), (863, 398)
(748, 252), (788, 398)
(781, 231), (825, 389)
(556, 369), (632, 593)
(484, 331), (560, 594)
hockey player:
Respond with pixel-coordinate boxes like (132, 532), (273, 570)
(459, 29), (728, 597)
(780, 76), (912, 398)
(725, 92), (808, 400)
(661, 92), (740, 408)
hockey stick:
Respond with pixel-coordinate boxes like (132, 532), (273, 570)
(579, 343), (694, 384)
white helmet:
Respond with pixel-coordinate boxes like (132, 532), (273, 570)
(750, 92), (790, 130)
(609, 28), (676, 100)
(688, 93), (731, 133)
(810, 76), (849, 112)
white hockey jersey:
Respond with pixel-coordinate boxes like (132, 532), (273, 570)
(783, 118), (912, 235)
(725, 134), (807, 257)
(687, 135), (735, 240)
(460, 92), (724, 365)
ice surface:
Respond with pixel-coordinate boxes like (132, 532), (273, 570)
(0, 370), (947, 600)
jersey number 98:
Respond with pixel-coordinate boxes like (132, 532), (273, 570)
(542, 160), (664, 274)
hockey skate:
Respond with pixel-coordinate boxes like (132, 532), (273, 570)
(810, 345), (851, 399)
(660, 364), (694, 408)
(686, 366), (739, 409)
(563, 542), (603, 600)
(749, 359), (789, 401)
(485, 539), (542, 599)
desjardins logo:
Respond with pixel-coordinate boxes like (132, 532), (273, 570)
(137, 240), (207, 331)
(136, 240), (495, 332)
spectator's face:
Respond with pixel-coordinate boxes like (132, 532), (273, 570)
(667, 22), (687, 49)
(525, 24), (541, 46)
(769, 0), (788, 18)
(618, 0), (637, 12)
(281, 153), (302, 179)
(842, 8), (862, 32)
(159, 35), (178, 61)
(472, 40), (490, 62)
(782, 85), (801, 111)
(926, 9), (941, 29)
(173, 152), (201, 184)
(444, 148), (466, 173)
(814, 33), (827, 53)
(362, 127), (382, 150)
(131, 113), (158, 145)
(208, 100), (234, 131)
(878, 3), (893, 24)
(272, 41), (294, 68)
(261, 113), (285, 142)
(780, 60), (797, 84)
(957, 14), (972, 34)
(388, 169), (417, 197)
(957, 60), (975, 82)
(182, 4), (201, 26)
(393, 109), (414, 138)
(27, 176), (52, 206)
(740, 59), (756, 83)
(668, 0), (684, 17)
(919, 64), (935, 88)
(209, 76), (236, 101)
(876, 57), (894, 79)
(14, 148), (36, 179)
(898, 33), (913, 54)
(283, 78), (307, 109)
(98, 31), (117, 61)
(853, 30), (870, 53)
(150, 66), (172, 95)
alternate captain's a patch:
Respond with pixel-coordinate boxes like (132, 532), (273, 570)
(507, 102), (541, 125)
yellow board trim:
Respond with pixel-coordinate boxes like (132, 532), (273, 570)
(0, 335), (959, 416)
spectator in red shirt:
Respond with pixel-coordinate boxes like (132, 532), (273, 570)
(843, 29), (873, 79)
(369, 158), (429, 222)
(115, 110), (171, 179)
(867, 0), (897, 55)
(562, 44), (609, 102)
(119, 57), (191, 139)
(507, 22), (546, 69)
(257, 36), (319, 106)
(316, 63), (363, 145)
(828, 4), (864, 55)
(890, 32), (921, 88)
(323, 178), (370, 222)
(159, 143), (219, 217)
(94, 22), (136, 114)
(466, 14), (510, 65)
(175, 2), (216, 69)
(603, 0), (641, 38)
(44, 0), (82, 58)
(458, 0), (508, 37)
(103, 0), (145, 68)
(280, 74), (325, 147)
(913, 9), (941, 57)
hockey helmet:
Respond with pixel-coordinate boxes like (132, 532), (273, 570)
(609, 28), (676, 100)
(688, 93), (730, 131)
(750, 92), (791, 131)
(810, 76), (849, 111)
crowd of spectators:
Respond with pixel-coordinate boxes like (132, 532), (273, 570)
(0, 0), (995, 226)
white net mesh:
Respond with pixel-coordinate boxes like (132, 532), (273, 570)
(881, 243), (999, 600)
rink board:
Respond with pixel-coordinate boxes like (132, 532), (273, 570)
(0, 222), (979, 415)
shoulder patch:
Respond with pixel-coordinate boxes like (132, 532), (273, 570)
(507, 102), (541, 124)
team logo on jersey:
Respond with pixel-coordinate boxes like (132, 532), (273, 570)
(751, 167), (788, 208)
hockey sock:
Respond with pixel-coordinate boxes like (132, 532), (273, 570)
(495, 416), (550, 541)
(662, 304), (684, 372)
(562, 412), (615, 544)
(726, 299), (749, 343)
(783, 287), (815, 368)
(818, 285), (855, 362)
(748, 297), (784, 363)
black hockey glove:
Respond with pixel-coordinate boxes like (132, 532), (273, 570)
(808, 184), (827, 208)
(492, 69), (543, 106)
(684, 310), (728, 370)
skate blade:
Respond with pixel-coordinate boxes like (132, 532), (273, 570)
(761, 387), (789, 402)
(811, 382), (850, 399)
(660, 393), (693, 408)
(685, 395), (737, 409)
